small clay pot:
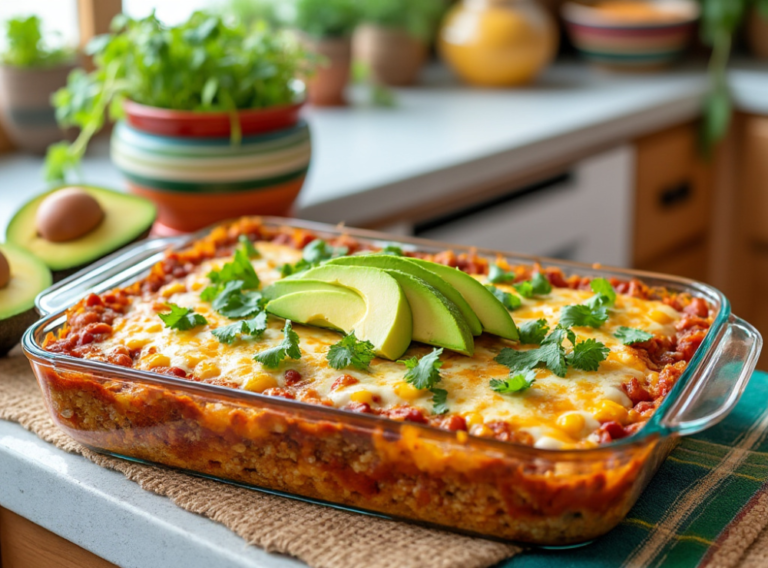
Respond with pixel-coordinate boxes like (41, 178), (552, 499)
(354, 25), (428, 86)
(0, 63), (75, 154)
(302, 35), (352, 106)
(747, 8), (768, 60)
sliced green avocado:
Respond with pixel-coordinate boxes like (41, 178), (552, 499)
(381, 269), (474, 356)
(0, 243), (52, 356)
(294, 264), (413, 360)
(327, 254), (483, 336)
(407, 258), (519, 340)
(267, 289), (366, 333)
(263, 279), (347, 301)
(6, 185), (156, 276)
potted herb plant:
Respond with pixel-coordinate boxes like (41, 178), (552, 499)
(46, 12), (313, 233)
(288, 0), (360, 106)
(0, 15), (75, 153)
(355, 0), (446, 86)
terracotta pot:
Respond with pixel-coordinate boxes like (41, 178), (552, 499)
(0, 63), (75, 154)
(748, 8), (768, 60)
(302, 36), (352, 106)
(354, 25), (428, 86)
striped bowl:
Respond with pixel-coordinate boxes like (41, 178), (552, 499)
(111, 119), (311, 232)
(562, 1), (699, 69)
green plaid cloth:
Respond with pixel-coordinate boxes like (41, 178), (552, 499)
(501, 370), (768, 568)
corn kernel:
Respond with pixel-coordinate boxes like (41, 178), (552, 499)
(394, 383), (422, 401)
(185, 353), (204, 367)
(464, 412), (484, 427)
(190, 281), (204, 292)
(161, 282), (186, 298)
(648, 308), (674, 325)
(648, 371), (660, 386)
(196, 361), (220, 379)
(350, 390), (375, 405)
(456, 431), (469, 444)
(592, 400), (629, 424)
(145, 353), (171, 368)
(146, 323), (162, 333)
(556, 412), (586, 438)
(126, 337), (149, 350)
(245, 374), (278, 393)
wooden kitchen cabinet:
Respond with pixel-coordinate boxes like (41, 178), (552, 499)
(0, 507), (115, 568)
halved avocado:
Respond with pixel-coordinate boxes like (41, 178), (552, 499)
(0, 243), (52, 356)
(5, 185), (156, 281)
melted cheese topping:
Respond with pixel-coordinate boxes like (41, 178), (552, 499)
(97, 242), (681, 449)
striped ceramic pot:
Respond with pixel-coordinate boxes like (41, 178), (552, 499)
(111, 101), (311, 233)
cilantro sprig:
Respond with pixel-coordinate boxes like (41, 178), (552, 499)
(490, 370), (537, 394)
(158, 303), (208, 331)
(210, 282), (265, 319)
(381, 244), (403, 256)
(614, 327), (653, 345)
(567, 338), (610, 372)
(327, 332), (376, 371)
(488, 264), (515, 284)
(280, 238), (349, 277)
(211, 311), (268, 344)
(203, 242), (260, 300)
(514, 272), (552, 298)
(518, 319), (550, 345)
(399, 348), (448, 414)
(238, 234), (260, 259)
(431, 388), (449, 415)
(485, 284), (521, 311)
(254, 320), (301, 369)
(559, 278), (616, 329)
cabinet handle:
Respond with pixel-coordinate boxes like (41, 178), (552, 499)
(659, 181), (692, 208)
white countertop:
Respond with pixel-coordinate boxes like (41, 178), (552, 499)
(0, 60), (767, 567)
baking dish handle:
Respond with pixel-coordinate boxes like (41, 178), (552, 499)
(35, 235), (189, 316)
(660, 315), (763, 437)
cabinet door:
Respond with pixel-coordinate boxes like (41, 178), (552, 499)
(637, 241), (709, 282)
(744, 117), (768, 243)
(633, 123), (712, 266)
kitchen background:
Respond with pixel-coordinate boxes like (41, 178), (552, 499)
(0, 0), (766, 367)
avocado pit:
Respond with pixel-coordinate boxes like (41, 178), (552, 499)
(36, 187), (105, 243)
(0, 250), (9, 289)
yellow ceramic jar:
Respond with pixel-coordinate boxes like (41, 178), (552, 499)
(439, 0), (558, 87)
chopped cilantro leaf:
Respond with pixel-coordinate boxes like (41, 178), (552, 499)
(614, 326), (653, 345)
(490, 370), (537, 394)
(210, 321), (243, 344)
(559, 304), (609, 329)
(211, 312), (268, 344)
(485, 284), (521, 311)
(327, 332), (376, 371)
(399, 348), (444, 390)
(566, 338), (609, 372)
(158, 303), (207, 331)
(213, 288), (265, 319)
(280, 259), (311, 278)
(207, 248), (260, 293)
(381, 244), (403, 256)
(254, 320), (301, 369)
(280, 239), (348, 277)
(495, 327), (568, 378)
(238, 234), (260, 259)
(430, 388), (449, 414)
(588, 278), (616, 308)
(488, 264), (515, 284)
(518, 319), (550, 345)
(514, 272), (552, 298)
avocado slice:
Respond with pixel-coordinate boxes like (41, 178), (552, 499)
(267, 289), (366, 332)
(291, 264), (413, 360)
(262, 279), (344, 301)
(0, 243), (52, 356)
(407, 258), (519, 340)
(327, 254), (483, 336)
(381, 269), (474, 356)
(6, 185), (156, 280)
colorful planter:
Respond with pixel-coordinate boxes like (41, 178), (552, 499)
(111, 104), (311, 233)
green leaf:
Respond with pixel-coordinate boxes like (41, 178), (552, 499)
(292, 0), (360, 38)
(1, 15), (73, 68)
(518, 319), (550, 345)
(254, 320), (301, 369)
(488, 264), (515, 284)
(213, 288), (265, 319)
(326, 331), (376, 371)
(567, 338), (609, 372)
(211, 311), (268, 344)
(514, 272), (552, 298)
(238, 234), (260, 259)
(280, 259), (312, 278)
(614, 326), (654, 345)
(485, 285), (521, 311)
(211, 320), (244, 344)
(208, 247), (260, 291)
(560, 304), (609, 329)
(158, 303), (208, 331)
(430, 388), (449, 415)
(588, 278), (616, 308)
(281, 239), (348, 277)
(495, 327), (568, 378)
(381, 244), (403, 256)
(490, 370), (537, 394)
(399, 348), (444, 390)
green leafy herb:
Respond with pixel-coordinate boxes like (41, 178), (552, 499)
(45, 12), (311, 183)
(485, 285), (521, 311)
(514, 272), (552, 298)
(212, 284), (265, 319)
(280, 239), (348, 277)
(238, 234), (260, 259)
(614, 326), (654, 345)
(208, 247), (260, 291)
(488, 264), (515, 284)
(586, 278), (616, 309)
(359, 0), (447, 42)
(254, 320), (301, 368)
(566, 338), (610, 372)
(518, 319), (550, 345)
(158, 303), (208, 331)
(326, 332), (376, 371)
(430, 388), (449, 415)
(291, 0), (360, 38)
(211, 311), (268, 344)
(399, 348), (443, 390)
(490, 370), (537, 394)
(280, 259), (311, 278)
(559, 304), (609, 329)
(495, 327), (568, 378)
(381, 244), (403, 256)
(1, 15), (73, 68)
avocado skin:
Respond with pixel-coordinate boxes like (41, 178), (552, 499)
(50, 227), (152, 283)
(0, 308), (38, 357)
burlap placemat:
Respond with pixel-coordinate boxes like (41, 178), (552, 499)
(0, 347), (520, 568)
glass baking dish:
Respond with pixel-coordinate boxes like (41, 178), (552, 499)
(21, 217), (762, 546)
